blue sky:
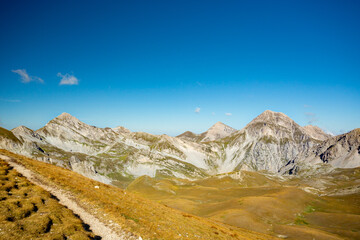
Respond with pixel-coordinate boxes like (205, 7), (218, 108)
(0, 0), (359, 136)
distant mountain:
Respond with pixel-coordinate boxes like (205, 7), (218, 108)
(0, 110), (357, 187)
(280, 128), (360, 175)
(208, 110), (332, 173)
(177, 121), (237, 142)
(314, 128), (360, 167)
(0, 126), (22, 151)
(303, 125), (332, 141)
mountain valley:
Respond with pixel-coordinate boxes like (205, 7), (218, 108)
(0, 110), (359, 239)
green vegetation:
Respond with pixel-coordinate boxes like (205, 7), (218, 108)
(279, 138), (291, 145)
(259, 135), (278, 144)
(303, 205), (316, 214)
(294, 214), (309, 225)
(294, 205), (317, 225)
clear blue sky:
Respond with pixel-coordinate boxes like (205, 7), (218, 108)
(0, 0), (359, 136)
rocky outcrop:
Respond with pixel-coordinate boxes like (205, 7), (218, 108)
(12, 126), (44, 142)
(309, 128), (360, 168)
(177, 122), (236, 142)
(176, 131), (202, 142)
(201, 122), (237, 142)
(0, 111), (357, 185)
(0, 127), (23, 152)
(212, 110), (328, 173)
(303, 125), (332, 141)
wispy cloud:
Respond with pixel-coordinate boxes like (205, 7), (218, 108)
(212, 112), (215, 115)
(12, 69), (30, 82)
(304, 104), (312, 108)
(305, 112), (318, 124)
(195, 107), (201, 113)
(225, 113), (232, 116)
(12, 69), (44, 83)
(0, 98), (21, 103)
(58, 73), (79, 85)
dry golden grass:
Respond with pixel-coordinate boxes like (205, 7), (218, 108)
(0, 149), (277, 240)
(0, 158), (96, 240)
(127, 167), (360, 240)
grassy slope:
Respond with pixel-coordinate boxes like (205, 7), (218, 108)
(0, 149), (277, 240)
(0, 127), (21, 143)
(127, 171), (360, 240)
(0, 159), (96, 240)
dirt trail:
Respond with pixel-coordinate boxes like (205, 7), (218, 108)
(0, 154), (139, 240)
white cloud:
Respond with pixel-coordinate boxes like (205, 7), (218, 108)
(12, 69), (44, 83)
(58, 73), (79, 85)
(195, 107), (201, 113)
(304, 104), (312, 108)
(225, 113), (232, 116)
(12, 69), (30, 82)
(212, 112), (215, 115)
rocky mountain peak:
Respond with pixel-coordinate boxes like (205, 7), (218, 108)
(250, 110), (294, 125)
(45, 113), (85, 130)
(11, 125), (33, 133)
(201, 122), (237, 142)
(11, 125), (43, 142)
(176, 122), (236, 142)
(1, 110), (359, 182)
(245, 110), (299, 135)
(177, 131), (197, 138)
(208, 121), (236, 133)
(303, 125), (331, 141)
(304, 128), (360, 169)
(54, 112), (79, 122)
(113, 126), (131, 134)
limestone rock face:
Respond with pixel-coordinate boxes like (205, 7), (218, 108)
(177, 122), (236, 142)
(36, 113), (122, 154)
(12, 126), (44, 142)
(0, 127), (23, 152)
(0, 111), (357, 186)
(309, 129), (360, 168)
(212, 110), (327, 173)
(201, 122), (237, 142)
(303, 125), (332, 141)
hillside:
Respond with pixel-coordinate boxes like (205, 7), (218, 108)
(0, 149), (277, 240)
(206, 110), (332, 173)
(177, 122), (237, 142)
(0, 110), (344, 189)
(0, 157), (98, 239)
(127, 168), (360, 240)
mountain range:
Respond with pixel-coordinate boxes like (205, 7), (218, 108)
(0, 110), (359, 187)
